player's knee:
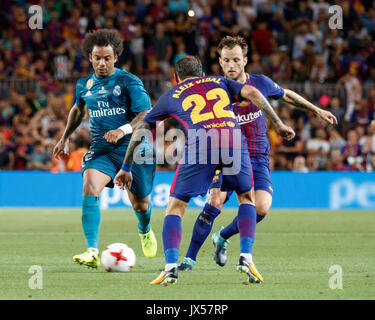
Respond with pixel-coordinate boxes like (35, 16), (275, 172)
(132, 201), (149, 213)
(256, 205), (269, 217)
(207, 197), (223, 210)
(237, 190), (255, 206)
(83, 183), (101, 197)
(207, 189), (225, 210)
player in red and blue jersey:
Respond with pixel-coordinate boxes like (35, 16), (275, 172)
(178, 36), (338, 278)
(114, 55), (295, 285)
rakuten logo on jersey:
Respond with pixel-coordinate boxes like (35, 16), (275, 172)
(236, 110), (263, 125)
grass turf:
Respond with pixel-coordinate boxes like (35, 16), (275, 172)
(0, 208), (374, 300)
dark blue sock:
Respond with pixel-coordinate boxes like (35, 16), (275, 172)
(257, 214), (266, 223)
(186, 203), (221, 261)
(220, 216), (238, 239)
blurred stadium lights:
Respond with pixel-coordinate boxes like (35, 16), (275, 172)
(187, 9), (195, 17)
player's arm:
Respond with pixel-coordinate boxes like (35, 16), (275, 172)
(281, 89), (338, 125)
(104, 75), (153, 144)
(53, 103), (85, 159)
(114, 91), (169, 189)
(240, 85), (295, 140)
(103, 110), (149, 144)
(114, 120), (154, 190)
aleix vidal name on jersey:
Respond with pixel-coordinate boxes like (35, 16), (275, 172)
(88, 101), (126, 118)
(236, 110), (263, 125)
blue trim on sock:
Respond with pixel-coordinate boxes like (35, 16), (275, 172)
(240, 237), (254, 254)
(165, 248), (179, 264)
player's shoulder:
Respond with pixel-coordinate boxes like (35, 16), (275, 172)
(247, 73), (283, 90)
(76, 73), (95, 87)
(247, 73), (271, 84)
(115, 68), (144, 85)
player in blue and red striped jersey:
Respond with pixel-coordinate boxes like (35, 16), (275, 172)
(114, 55), (295, 285)
(178, 36), (338, 278)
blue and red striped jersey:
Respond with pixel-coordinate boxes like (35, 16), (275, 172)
(234, 73), (285, 156)
(144, 76), (246, 150)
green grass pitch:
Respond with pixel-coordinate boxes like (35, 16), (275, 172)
(0, 208), (374, 300)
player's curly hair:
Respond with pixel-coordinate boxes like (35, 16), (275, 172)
(217, 35), (248, 57)
(82, 29), (123, 57)
(175, 56), (202, 80)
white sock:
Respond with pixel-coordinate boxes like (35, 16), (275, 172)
(165, 263), (177, 271)
(88, 247), (99, 254)
(240, 253), (252, 263)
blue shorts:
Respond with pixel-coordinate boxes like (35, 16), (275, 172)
(81, 146), (156, 199)
(170, 148), (253, 203)
(209, 154), (272, 202)
(251, 155), (273, 195)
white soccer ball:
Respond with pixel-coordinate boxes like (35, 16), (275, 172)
(101, 243), (136, 272)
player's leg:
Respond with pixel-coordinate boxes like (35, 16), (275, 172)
(128, 161), (157, 258)
(211, 188), (255, 267)
(218, 146), (263, 283)
(179, 185), (226, 271)
(151, 161), (217, 285)
(73, 168), (111, 268)
(217, 190), (271, 242)
(252, 155), (273, 222)
(150, 196), (188, 285)
(255, 189), (272, 222)
(236, 190), (263, 283)
(127, 191), (157, 258)
(214, 156), (273, 244)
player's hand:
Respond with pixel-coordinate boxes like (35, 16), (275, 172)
(275, 121), (295, 141)
(53, 139), (69, 160)
(114, 170), (133, 190)
(103, 129), (125, 144)
(317, 109), (338, 125)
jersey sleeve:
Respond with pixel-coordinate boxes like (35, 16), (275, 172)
(143, 92), (170, 125)
(75, 79), (85, 108)
(126, 76), (152, 113)
(223, 77), (246, 100)
(258, 75), (285, 99)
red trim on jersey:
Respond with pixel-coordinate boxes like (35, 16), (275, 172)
(170, 160), (182, 193)
(248, 76), (259, 156)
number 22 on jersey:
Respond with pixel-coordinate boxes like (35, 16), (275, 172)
(181, 88), (235, 124)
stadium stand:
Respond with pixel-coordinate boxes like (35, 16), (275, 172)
(0, 0), (375, 172)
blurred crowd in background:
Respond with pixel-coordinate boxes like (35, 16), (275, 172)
(0, 0), (375, 172)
